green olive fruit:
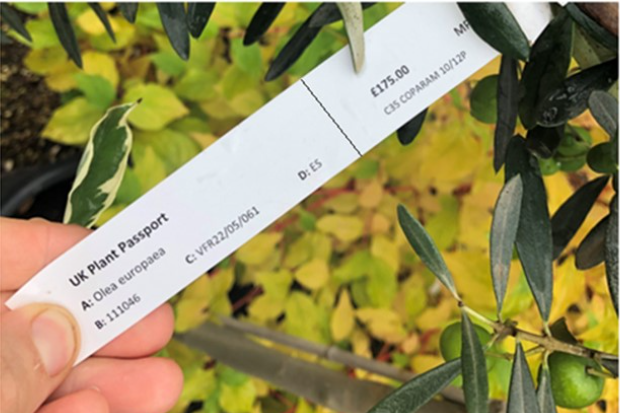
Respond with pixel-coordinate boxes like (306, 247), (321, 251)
(557, 129), (591, 157)
(538, 157), (561, 176)
(439, 322), (492, 361)
(556, 154), (586, 172)
(548, 352), (605, 409)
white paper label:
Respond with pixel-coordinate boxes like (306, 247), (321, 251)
(7, 3), (551, 363)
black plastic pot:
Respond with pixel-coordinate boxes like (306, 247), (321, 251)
(1, 155), (80, 221)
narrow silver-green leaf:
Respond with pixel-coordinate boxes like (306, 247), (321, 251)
(64, 102), (138, 228)
(589, 90), (618, 137)
(119, 3), (138, 23)
(536, 364), (557, 413)
(48, 3), (82, 68)
(157, 3), (190, 60)
(368, 359), (461, 413)
(458, 3), (530, 61)
(565, 3), (618, 52)
(244, 3), (285, 46)
(507, 343), (542, 413)
(551, 176), (609, 259)
(336, 2), (365, 73)
(525, 126), (564, 159)
(505, 136), (553, 321)
(88, 3), (116, 42)
(495, 55), (519, 172)
(549, 317), (579, 345)
(308, 3), (375, 28)
(518, 9), (573, 130)
(0, 3), (31, 41)
(602, 358), (618, 377)
(397, 109), (427, 146)
(187, 2), (215, 39)
(265, 8), (322, 81)
(490, 174), (523, 315)
(605, 196), (618, 314)
(461, 312), (489, 413)
(576, 216), (608, 270)
(397, 204), (458, 298)
(536, 58), (618, 127)
(0, 30), (12, 44)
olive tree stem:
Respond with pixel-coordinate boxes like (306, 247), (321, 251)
(461, 306), (618, 364)
(587, 367), (617, 379)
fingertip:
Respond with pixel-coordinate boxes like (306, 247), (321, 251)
(150, 357), (184, 413)
(95, 303), (174, 358)
(38, 388), (109, 413)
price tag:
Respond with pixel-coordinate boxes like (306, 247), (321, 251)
(7, 3), (551, 363)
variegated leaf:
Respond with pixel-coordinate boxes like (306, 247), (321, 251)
(64, 102), (138, 228)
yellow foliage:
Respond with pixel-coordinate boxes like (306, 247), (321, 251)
(331, 290), (355, 342)
(236, 233), (282, 265)
(370, 235), (399, 272)
(83, 51), (119, 88)
(77, 8), (121, 36)
(359, 180), (384, 209)
(356, 308), (407, 343)
(295, 259), (329, 290)
(317, 214), (364, 242)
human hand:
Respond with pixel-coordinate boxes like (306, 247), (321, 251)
(1, 218), (183, 413)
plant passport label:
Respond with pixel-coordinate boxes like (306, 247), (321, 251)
(7, 3), (551, 363)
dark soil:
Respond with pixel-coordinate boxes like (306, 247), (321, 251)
(1, 40), (80, 175)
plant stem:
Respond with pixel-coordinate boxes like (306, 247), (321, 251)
(462, 306), (618, 363)
(524, 346), (545, 357)
(586, 367), (617, 379)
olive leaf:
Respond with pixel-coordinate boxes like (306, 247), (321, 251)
(187, 3), (215, 39)
(605, 196), (618, 314)
(157, 3), (190, 60)
(505, 136), (553, 322)
(88, 3), (116, 42)
(397, 109), (427, 146)
(0, 30), (12, 44)
(576, 216), (608, 270)
(367, 359), (461, 413)
(458, 3), (530, 61)
(565, 3), (618, 52)
(48, 3), (82, 68)
(337, 2), (365, 73)
(461, 312), (489, 413)
(118, 3), (138, 23)
(64, 102), (138, 228)
(265, 7), (322, 81)
(397, 204), (459, 299)
(471, 75), (498, 124)
(536, 58), (618, 127)
(490, 174), (523, 315)
(549, 317), (579, 344)
(551, 176), (610, 259)
(495, 55), (519, 172)
(308, 2), (375, 28)
(0, 3), (31, 42)
(589, 90), (618, 138)
(536, 364), (557, 413)
(244, 3), (285, 46)
(602, 358), (618, 377)
(507, 343), (542, 413)
(525, 126), (564, 159)
(587, 142), (617, 174)
(518, 9), (573, 130)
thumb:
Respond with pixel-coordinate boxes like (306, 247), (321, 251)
(1, 304), (80, 413)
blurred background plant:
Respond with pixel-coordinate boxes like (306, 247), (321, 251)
(0, 3), (618, 413)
